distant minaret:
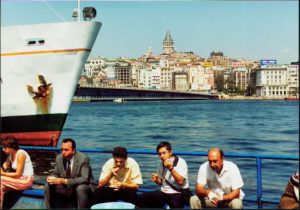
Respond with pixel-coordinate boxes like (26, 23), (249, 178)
(147, 46), (153, 56)
(163, 30), (175, 54)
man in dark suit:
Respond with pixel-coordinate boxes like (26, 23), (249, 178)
(44, 138), (95, 208)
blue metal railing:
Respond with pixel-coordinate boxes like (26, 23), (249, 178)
(22, 146), (298, 209)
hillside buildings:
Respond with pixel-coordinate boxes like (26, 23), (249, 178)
(79, 31), (298, 98)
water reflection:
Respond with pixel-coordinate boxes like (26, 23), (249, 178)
(27, 150), (58, 181)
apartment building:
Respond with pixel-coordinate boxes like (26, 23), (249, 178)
(256, 64), (288, 98)
(286, 64), (299, 96)
(172, 71), (189, 91)
(83, 57), (105, 77)
(115, 62), (132, 86)
(232, 67), (248, 91)
(160, 67), (172, 90)
(137, 67), (160, 89)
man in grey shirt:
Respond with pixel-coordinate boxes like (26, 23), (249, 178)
(44, 138), (95, 208)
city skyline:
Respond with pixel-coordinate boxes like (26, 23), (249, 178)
(1, 0), (298, 64)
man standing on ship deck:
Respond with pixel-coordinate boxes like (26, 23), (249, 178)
(190, 148), (244, 209)
(44, 138), (95, 208)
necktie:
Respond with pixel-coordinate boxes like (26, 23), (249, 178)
(66, 160), (71, 178)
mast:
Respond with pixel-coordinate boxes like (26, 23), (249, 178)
(77, 0), (80, 21)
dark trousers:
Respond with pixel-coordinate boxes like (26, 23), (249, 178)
(91, 187), (138, 206)
(138, 190), (182, 208)
(44, 182), (91, 208)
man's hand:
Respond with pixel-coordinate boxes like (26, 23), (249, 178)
(47, 176), (66, 185)
(151, 173), (162, 185)
(208, 190), (223, 205)
(112, 166), (120, 176)
(113, 182), (123, 190)
(46, 176), (55, 183)
(163, 158), (174, 170)
(109, 180), (123, 191)
(215, 190), (224, 201)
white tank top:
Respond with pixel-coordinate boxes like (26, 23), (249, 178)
(9, 149), (34, 177)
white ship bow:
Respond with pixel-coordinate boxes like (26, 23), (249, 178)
(1, 21), (101, 146)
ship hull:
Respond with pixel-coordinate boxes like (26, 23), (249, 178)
(1, 21), (101, 146)
(1, 114), (67, 146)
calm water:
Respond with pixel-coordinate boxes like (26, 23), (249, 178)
(31, 100), (299, 208)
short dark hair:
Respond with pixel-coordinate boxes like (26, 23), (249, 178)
(113, 147), (128, 159)
(1, 136), (19, 150)
(156, 141), (172, 152)
(62, 138), (76, 150)
(208, 148), (224, 158)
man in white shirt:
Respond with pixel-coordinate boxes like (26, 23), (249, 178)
(190, 148), (244, 209)
(138, 141), (190, 208)
(91, 147), (143, 206)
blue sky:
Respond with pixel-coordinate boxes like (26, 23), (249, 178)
(1, 0), (299, 64)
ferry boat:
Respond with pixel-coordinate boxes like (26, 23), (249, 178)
(0, 6), (101, 147)
(113, 98), (125, 103)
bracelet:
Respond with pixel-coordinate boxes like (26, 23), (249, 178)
(169, 166), (174, 171)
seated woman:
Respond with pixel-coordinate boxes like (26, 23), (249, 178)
(0, 136), (34, 208)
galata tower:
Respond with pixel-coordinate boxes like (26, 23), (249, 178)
(163, 30), (175, 54)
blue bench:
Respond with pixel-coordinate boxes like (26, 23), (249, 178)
(18, 187), (190, 209)
(22, 187), (153, 197)
(18, 187), (279, 209)
(23, 188), (44, 197)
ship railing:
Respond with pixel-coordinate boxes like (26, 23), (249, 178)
(21, 146), (298, 209)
